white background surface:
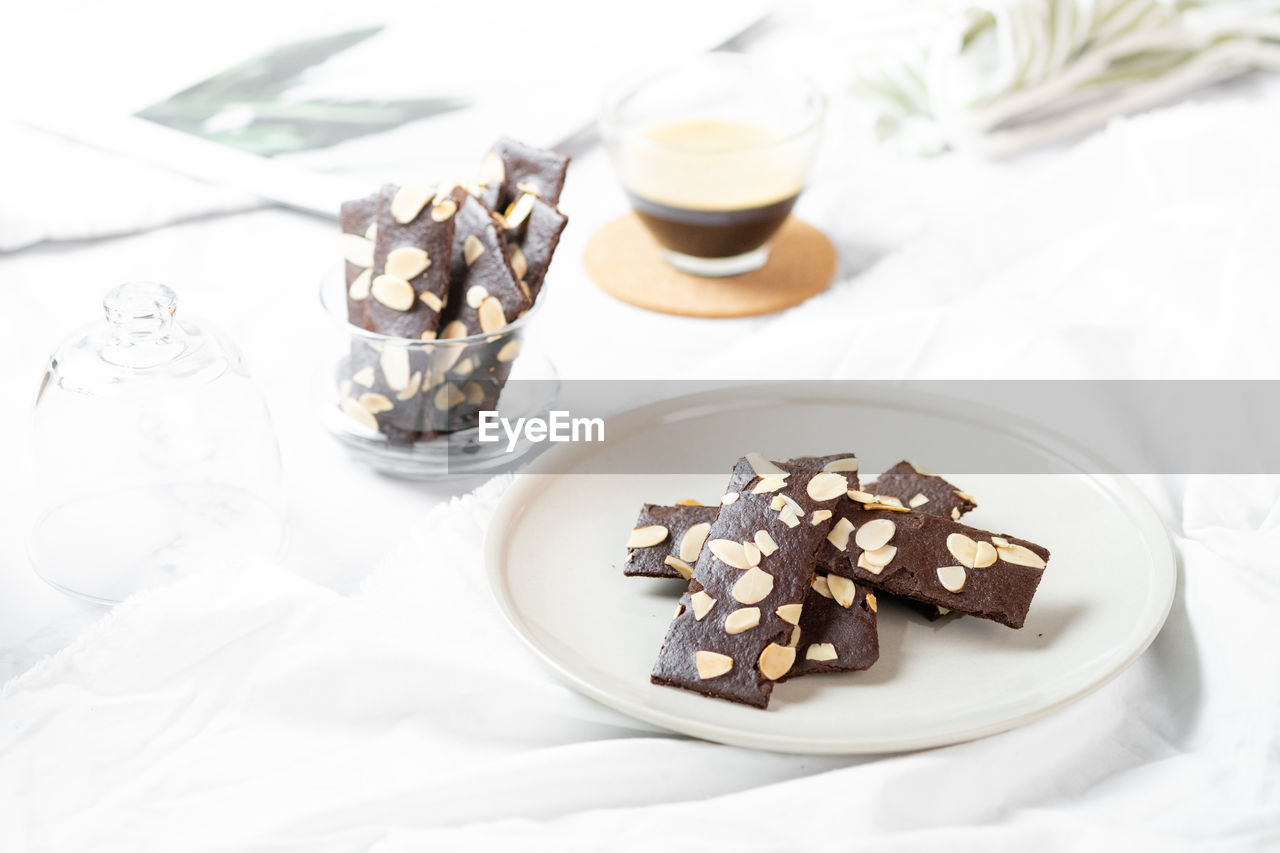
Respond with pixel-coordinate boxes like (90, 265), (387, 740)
(1, 1), (1279, 850)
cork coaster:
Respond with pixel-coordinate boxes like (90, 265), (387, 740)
(584, 214), (837, 318)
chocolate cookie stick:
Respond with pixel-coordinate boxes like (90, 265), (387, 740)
(365, 183), (459, 339)
(650, 454), (856, 708)
(339, 193), (378, 327)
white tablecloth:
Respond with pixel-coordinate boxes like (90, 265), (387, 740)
(2, 11), (1279, 852)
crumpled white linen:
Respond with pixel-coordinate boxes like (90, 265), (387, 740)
(0, 472), (1277, 852)
(851, 0), (1280, 156)
(0, 122), (259, 253)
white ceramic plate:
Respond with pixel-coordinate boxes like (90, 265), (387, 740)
(484, 386), (1176, 753)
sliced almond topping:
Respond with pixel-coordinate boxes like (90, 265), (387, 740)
(861, 544), (897, 568)
(352, 366), (375, 388)
(754, 530), (778, 556)
(663, 555), (693, 580)
(992, 536), (1010, 548)
(812, 576), (833, 598)
(856, 553), (886, 575)
(994, 540), (1047, 568)
(391, 184), (432, 224)
(348, 268), (372, 301)
(865, 592), (878, 613)
(732, 567), (774, 604)
(395, 371), (423, 401)
(627, 525), (668, 548)
(503, 193), (535, 229)
(745, 452), (787, 478)
(742, 541), (761, 568)
(433, 382), (465, 410)
(679, 522), (711, 563)
(707, 539), (748, 570)
(695, 650), (733, 680)
(385, 246), (430, 280)
(342, 232), (375, 267)
(674, 603), (685, 619)
(478, 296), (507, 333)
(463, 234), (485, 266)
(371, 275), (415, 311)
(847, 489), (874, 503)
(768, 495), (784, 510)
(357, 392), (393, 414)
(806, 471), (848, 501)
(778, 495), (803, 516)
(779, 507), (800, 528)
(973, 540), (998, 568)
(691, 590), (716, 621)
(788, 626), (801, 647)
(421, 330), (437, 341)
(810, 509), (832, 525)
(827, 574), (856, 608)
(440, 320), (468, 340)
(721, 492), (740, 505)
(827, 518), (854, 551)
(909, 493), (930, 508)
(805, 643), (838, 662)
(496, 338), (522, 362)
(775, 603), (802, 625)
(751, 476), (787, 494)
(463, 382), (486, 406)
(909, 461), (938, 476)
(364, 222), (377, 242)
(419, 290), (444, 312)
(822, 457), (859, 473)
(723, 607), (761, 635)
(676, 499), (702, 506)
(865, 503), (911, 512)
(951, 507), (961, 520)
(452, 357), (475, 376)
(339, 397), (378, 430)
(946, 533), (980, 568)
(465, 285), (489, 309)
(429, 197), (458, 222)
(379, 346), (410, 391)
(478, 151), (505, 185)
(955, 490), (977, 503)
(506, 243), (528, 279)
(855, 518), (896, 551)
(873, 494), (905, 508)
(515, 181), (541, 197)
(757, 643), (796, 680)
(937, 565), (967, 592)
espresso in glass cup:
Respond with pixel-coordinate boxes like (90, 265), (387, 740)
(602, 53), (825, 277)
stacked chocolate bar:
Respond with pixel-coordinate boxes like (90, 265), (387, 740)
(625, 454), (1050, 709)
(336, 138), (569, 444)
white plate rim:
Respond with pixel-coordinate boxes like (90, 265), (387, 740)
(484, 383), (1177, 753)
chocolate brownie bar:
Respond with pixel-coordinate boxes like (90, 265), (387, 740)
(365, 184), (459, 339)
(478, 137), (570, 210)
(650, 454), (857, 708)
(865, 460), (977, 521)
(624, 503), (718, 579)
(502, 194), (567, 303)
(340, 193), (378, 327)
(337, 341), (430, 446)
(831, 509), (1050, 629)
(439, 192), (532, 338)
(785, 573), (879, 678)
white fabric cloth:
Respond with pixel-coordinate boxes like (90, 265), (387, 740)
(3, 23), (1280, 853)
(1, 472), (1277, 851)
(851, 0), (1280, 156)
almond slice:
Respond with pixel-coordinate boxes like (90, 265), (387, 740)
(708, 539), (748, 570)
(695, 650), (733, 680)
(679, 522), (711, 563)
(723, 607), (761, 635)
(806, 472), (848, 501)
(732, 567), (774, 604)
(854, 518), (895, 551)
(805, 643), (838, 662)
(827, 518), (854, 551)
(757, 643), (796, 680)
(627, 525), (668, 548)
(826, 574), (857, 608)
(937, 565), (967, 592)
(691, 591), (716, 620)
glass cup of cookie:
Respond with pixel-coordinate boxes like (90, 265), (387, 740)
(317, 270), (558, 478)
(601, 52), (826, 278)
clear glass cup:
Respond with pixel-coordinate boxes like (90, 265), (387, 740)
(601, 52), (826, 277)
(317, 270), (559, 478)
(29, 282), (286, 603)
